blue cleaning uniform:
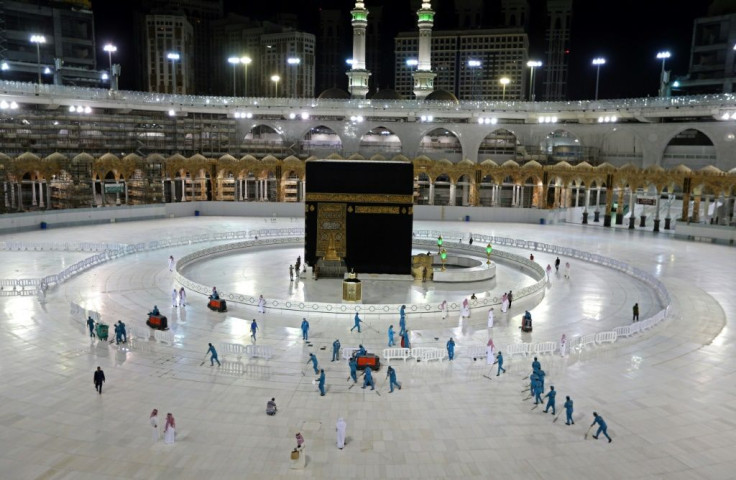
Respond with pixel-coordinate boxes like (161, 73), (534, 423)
(533, 379), (543, 404)
(388, 326), (395, 346)
(447, 338), (455, 360)
(351, 313), (362, 332)
(496, 352), (506, 375)
(349, 357), (358, 383)
(387, 367), (402, 392)
(564, 398), (574, 425)
(332, 339), (341, 361)
(309, 354), (319, 374)
(318, 370), (325, 396)
(532, 358), (540, 372)
(544, 388), (556, 414)
(301, 319), (309, 340)
(362, 367), (374, 390)
(592, 414), (612, 441)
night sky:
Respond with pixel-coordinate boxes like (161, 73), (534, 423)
(92, 0), (713, 99)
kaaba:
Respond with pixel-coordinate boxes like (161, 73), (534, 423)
(305, 160), (414, 275)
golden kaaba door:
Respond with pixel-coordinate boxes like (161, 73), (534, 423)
(316, 202), (346, 260)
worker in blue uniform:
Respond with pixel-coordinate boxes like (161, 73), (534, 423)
(349, 357), (358, 383)
(362, 366), (375, 390)
(399, 314), (406, 336)
(446, 338), (455, 360)
(388, 325), (395, 347)
(402, 329), (411, 349)
(591, 412), (612, 442)
(351, 312), (363, 333)
(543, 386), (557, 414)
(533, 377), (543, 405)
(318, 369), (326, 396)
(387, 366), (402, 393)
(496, 351), (506, 376)
(532, 357), (541, 372)
(564, 396), (574, 425)
(308, 353), (319, 374)
(332, 339), (341, 361)
(301, 318), (309, 341)
(357, 344), (367, 356)
(538, 369), (546, 391)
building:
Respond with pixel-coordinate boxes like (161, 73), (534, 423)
(0, 0), (98, 87)
(676, 12), (736, 95)
(142, 0), (224, 95)
(317, 9), (349, 93)
(395, 28), (529, 100)
(543, 0), (572, 101)
(501, 0), (530, 29)
(143, 14), (194, 94)
(260, 31), (315, 98)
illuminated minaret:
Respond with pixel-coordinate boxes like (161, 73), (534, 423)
(413, 1), (437, 100)
(346, 1), (371, 98)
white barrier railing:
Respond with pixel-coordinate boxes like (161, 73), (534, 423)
(462, 345), (487, 359)
(220, 343), (245, 357)
(341, 347), (359, 360)
(580, 334), (597, 349)
(411, 347), (446, 362)
(244, 344), (273, 360)
(382, 348), (412, 362)
(506, 343), (530, 357)
(154, 330), (174, 344)
(533, 341), (557, 355)
(595, 331), (617, 344)
(613, 326), (632, 338)
(129, 326), (149, 341)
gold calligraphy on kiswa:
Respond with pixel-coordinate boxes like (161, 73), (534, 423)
(316, 203), (346, 258)
(353, 206), (401, 215)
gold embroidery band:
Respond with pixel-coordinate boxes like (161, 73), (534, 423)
(305, 193), (413, 204)
(354, 206), (400, 215)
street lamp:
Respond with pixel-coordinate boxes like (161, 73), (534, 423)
(526, 60), (542, 101)
(103, 44), (117, 90)
(468, 60), (481, 100)
(437, 235), (443, 254)
(30, 34), (46, 85)
(499, 77), (510, 101)
(240, 56), (251, 97)
(485, 243), (493, 265)
(227, 56), (239, 96)
(271, 74), (280, 97)
(406, 58), (418, 98)
(167, 52), (180, 94)
(656, 50), (671, 97)
(592, 57), (606, 100)
(287, 57), (301, 98)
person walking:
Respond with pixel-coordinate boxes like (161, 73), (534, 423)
(336, 417), (347, 449)
(543, 386), (557, 414)
(362, 366), (375, 390)
(258, 295), (266, 314)
(399, 313), (406, 336)
(179, 287), (186, 307)
(168, 255), (174, 272)
(350, 312), (363, 333)
(267, 398), (278, 416)
(332, 339), (341, 362)
(164, 413), (176, 444)
(487, 308), (494, 331)
(119, 321), (127, 343)
(440, 300), (448, 320)
(401, 329), (411, 349)
(501, 292), (509, 313)
(317, 369), (326, 396)
(387, 366), (402, 393)
(533, 375), (543, 404)
(207, 343), (221, 366)
(289, 264), (294, 281)
(348, 356), (358, 383)
(93, 366), (105, 394)
(250, 319), (259, 342)
(507, 291), (513, 309)
(87, 316), (95, 337)
(296, 432), (304, 449)
(171, 288), (178, 308)
(560, 334), (567, 356)
(387, 325), (395, 347)
(546, 264), (552, 281)
(486, 338), (495, 364)
(555, 257), (560, 272)
(446, 338), (456, 361)
(496, 352), (506, 376)
(564, 396), (574, 425)
(150, 409), (159, 441)
(632, 303), (639, 322)
(564, 262), (571, 279)
(308, 353), (319, 375)
(591, 412), (612, 443)
(532, 357), (541, 373)
(301, 318), (310, 341)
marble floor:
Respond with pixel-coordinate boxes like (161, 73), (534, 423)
(0, 217), (734, 480)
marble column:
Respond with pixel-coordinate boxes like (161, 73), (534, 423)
(449, 183), (456, 206)
(428, 183), (435, 205)
(31, 180), (37, 206)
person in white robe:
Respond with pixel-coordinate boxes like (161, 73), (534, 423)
(461, 298), (470, 318)
(440, 300), (447, 319)
(501, 293), (509, 313)
(486, 338), (495, 365)
(487, 308), (494, 330)
(164, 413), (176, 444)
(258, 295), (266, 313)
(179, 287), (186, 307)
(336, 417), (347, 449)
(560, 334), (567, 357)
(150, 409), (159, 441)
(171, 288), (178, 307)
(168, 255), (174, 272)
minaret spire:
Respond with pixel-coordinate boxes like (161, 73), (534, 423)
(346, 1), (371, 98)
(413, 1), (437, 100)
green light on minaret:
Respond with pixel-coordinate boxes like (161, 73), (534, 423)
(352, 13), (367, 21)
(418, 13), (434, 22)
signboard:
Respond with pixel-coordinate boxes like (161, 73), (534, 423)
(636, 197), (656, 205)
(104, 183), (124, 194)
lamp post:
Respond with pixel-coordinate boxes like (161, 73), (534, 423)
(440, 248), (447, 271)
(30, 34), (46, 85)
(526, 60), (541, 101)
(406, 58), (418, 99)
(103, 44), (117, 90)
(271, 74), (280, 98)
(241, 56), (251, 97)
(499, 77), (510, 101)
(287, 57), (301, 98)
(437, 235), (443, 254)
(468, 59), (481, 100)
(227, 57), (240, 96)
(656, 51), (671, 97)
(167, 52), (180, 94)
(592, 57), (606, 100)
(485, 243), (493, 265)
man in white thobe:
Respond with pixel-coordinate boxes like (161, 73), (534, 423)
(336, 417), (347, 449)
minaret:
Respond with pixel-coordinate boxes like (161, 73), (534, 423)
(413, 1), (437, 100)
(346, 1), (371, 98)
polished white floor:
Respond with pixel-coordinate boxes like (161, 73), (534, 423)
(0, 217), (734, 480)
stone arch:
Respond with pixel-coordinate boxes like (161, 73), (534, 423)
(661, 128), (716, 171)
(597, 128), (645, 167)
(478, 128), (518, 163)
(418, 127), (463, 163)
(243, 124), (285, 155)
(541, 129), (584, 164)
(359, 126), (402, 157)
(300, 125), (343, 157)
